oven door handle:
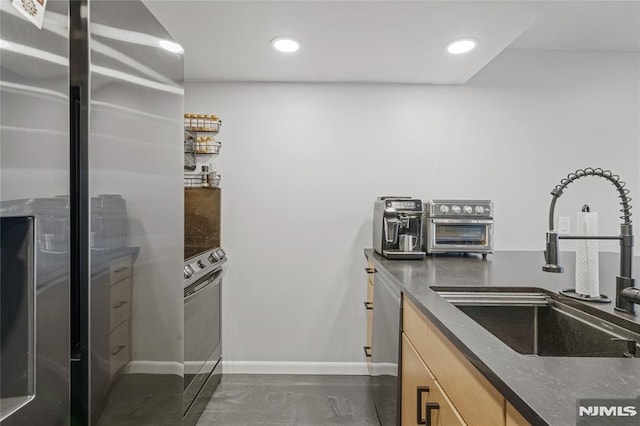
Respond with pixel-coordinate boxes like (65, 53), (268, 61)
(184, 273), (222, 301)
(431, 218), (493, 224)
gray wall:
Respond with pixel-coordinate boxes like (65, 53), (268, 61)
(186, 48), (639, 372)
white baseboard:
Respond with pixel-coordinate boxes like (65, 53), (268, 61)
(122, 360), (369, 376)
(123, 361), (183, 376)
(370, 362), (397, 376)
(222, 361), (369, 375)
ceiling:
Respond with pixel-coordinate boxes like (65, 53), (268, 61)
(143, 1), (640, 85)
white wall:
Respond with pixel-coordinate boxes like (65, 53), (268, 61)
(186, 49), (639, 369)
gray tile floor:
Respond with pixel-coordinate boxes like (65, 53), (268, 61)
(97, 374), (183, 426)
(195, 375), (381, 426)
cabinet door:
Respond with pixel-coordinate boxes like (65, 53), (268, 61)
(403, 298), (504, 426)
(402, 334), (466, 426)
(506, 403), (530, 426)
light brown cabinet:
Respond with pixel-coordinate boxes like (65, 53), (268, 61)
(364, 259), (376, 362)
(402, 297), (530, 426)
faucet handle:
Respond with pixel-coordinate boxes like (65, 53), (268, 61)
(542, 232), (564, 273)
(611, 337), (637, 358)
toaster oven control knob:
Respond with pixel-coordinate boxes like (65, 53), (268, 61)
(439, 205), (450, 214)
(183, 265), (194, 279)
(475, 205), (485, 214)
(451, 205), (461, 214)
(463, 205), (473, 214)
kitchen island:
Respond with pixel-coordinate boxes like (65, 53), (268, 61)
(364, 249), (640, 426)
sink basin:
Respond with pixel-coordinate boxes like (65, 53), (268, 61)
(434, 288), (640, 358)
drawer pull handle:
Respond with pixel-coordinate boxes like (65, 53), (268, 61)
(363, 301), (373, 310)
(111, 345), (126, 356)
(424, 402), (439, 426)
(364, 267), (377, 274)
(113, 301), (127, 309)
(416, 386), (430, 424)
(363, 346), (372, 358)
(113, 267), (128, 274)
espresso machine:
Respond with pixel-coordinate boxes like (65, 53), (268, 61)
(373, 197), (426, 260)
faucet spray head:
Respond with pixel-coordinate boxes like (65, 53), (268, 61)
(543, 231), (564, 273)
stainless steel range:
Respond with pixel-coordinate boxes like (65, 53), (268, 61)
(183, 247), (226, 425)
(422, 200), (494, 258)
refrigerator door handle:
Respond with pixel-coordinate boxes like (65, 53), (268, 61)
(69, 84), (84, 364)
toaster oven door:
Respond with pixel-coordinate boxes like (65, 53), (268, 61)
(427, 218), (493, 252)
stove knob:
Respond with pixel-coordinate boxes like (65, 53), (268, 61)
(208, 253), (216, 263)
(197, 260), (206, 269)
(475, 205), (485, 214)
(183, 265), (194, 279)
(463, 205), (473, 214)
(439, 205), (450, 214)
(451, 205), (461, 214)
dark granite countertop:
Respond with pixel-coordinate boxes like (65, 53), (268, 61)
(364, 249), (640, 426)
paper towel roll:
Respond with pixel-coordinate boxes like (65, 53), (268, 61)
(575, 211), (599, 297)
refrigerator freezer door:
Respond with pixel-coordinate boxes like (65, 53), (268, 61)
(86, 1), (185, 424)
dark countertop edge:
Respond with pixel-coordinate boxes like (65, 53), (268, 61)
(365, 249), (549, 426)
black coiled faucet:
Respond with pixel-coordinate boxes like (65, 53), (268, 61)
(542, 167), (639, 315)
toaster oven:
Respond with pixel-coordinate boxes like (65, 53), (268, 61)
(422, 200), (493, 258)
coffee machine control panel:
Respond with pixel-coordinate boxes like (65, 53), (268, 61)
(385, 199), (422, 211)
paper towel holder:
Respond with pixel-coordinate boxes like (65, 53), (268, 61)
(558, 204), (612, 303)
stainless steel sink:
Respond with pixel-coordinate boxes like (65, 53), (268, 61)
(434, 288), (640, 358)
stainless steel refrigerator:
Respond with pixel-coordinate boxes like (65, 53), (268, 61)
(1, 0), (184, 424)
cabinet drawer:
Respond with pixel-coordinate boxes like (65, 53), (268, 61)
(367, 281), (374, 303)
(366, 309), (373, 349)
(109, 255), (132, 285)
(402, 334), (466, 426)
(403, 298), (505, 426)
(366, 259), (376, 286)
(506, 403), (530, 426)
(110, 277), (132, 331)
(109, 321), (130, 378)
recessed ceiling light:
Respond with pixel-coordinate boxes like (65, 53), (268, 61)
(271, 37), (300, 53)
(159, 39), (184, 54)
(446, 39), (477, 55)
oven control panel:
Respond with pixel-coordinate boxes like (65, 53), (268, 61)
(427, 200), (493, 218)
(184, 248), (227, 284)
